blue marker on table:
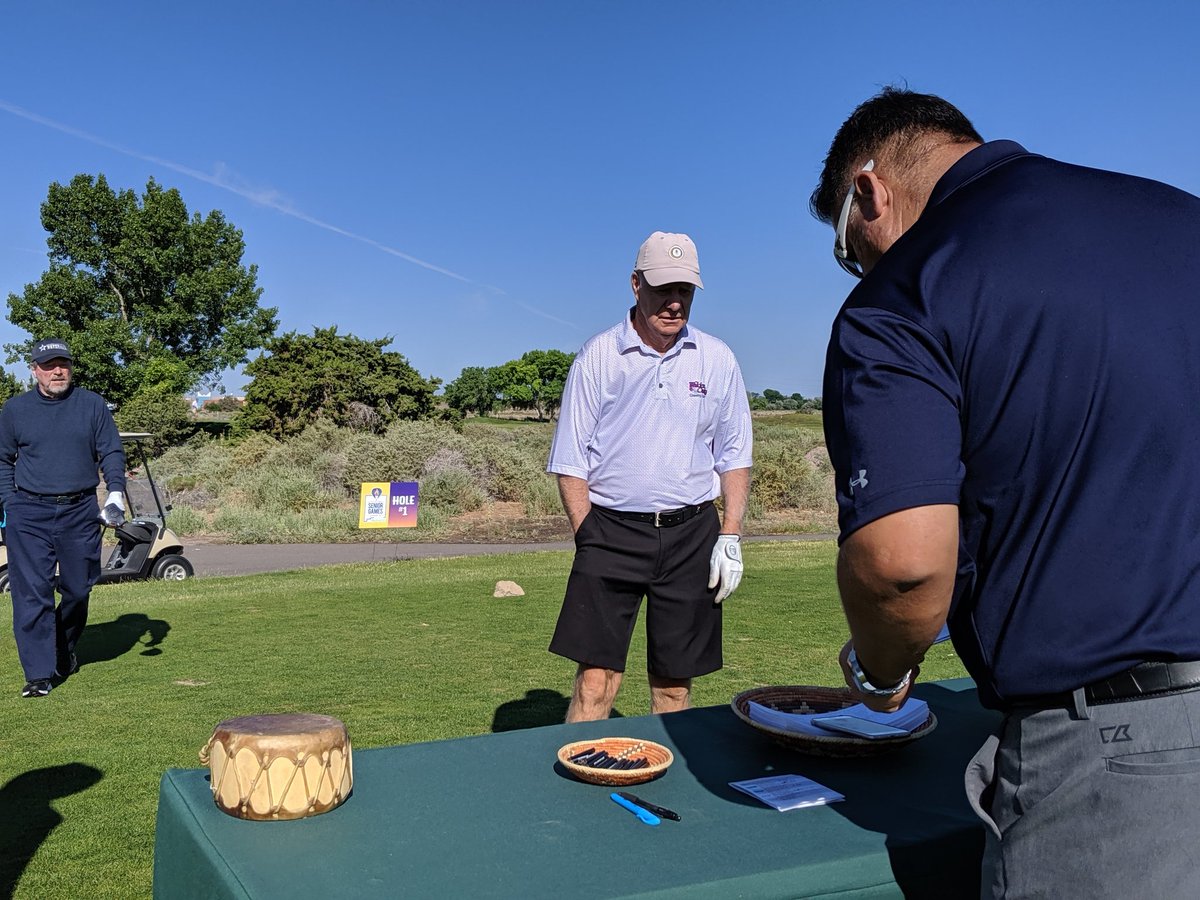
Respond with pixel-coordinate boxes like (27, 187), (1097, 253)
(611, 792), (660, 826)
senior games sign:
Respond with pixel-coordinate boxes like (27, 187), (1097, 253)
(358, 482), (419, 528)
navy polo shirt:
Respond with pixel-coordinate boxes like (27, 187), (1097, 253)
(823, 140), (1200, 707)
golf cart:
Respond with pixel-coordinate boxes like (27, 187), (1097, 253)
(0, 431), (193, 591)
(100, 432), (193, 583)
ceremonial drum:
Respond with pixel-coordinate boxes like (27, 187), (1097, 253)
(199, 713), (353, 820)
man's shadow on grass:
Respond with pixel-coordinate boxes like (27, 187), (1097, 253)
(0, 763), (103, 900)
(77, 612), (170, 669)
(491, 689), (628, 732)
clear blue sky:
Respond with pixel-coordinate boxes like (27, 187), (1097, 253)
(2, 1), (1197, 398)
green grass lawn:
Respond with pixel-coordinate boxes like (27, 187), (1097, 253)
(0, 541), (966, 899)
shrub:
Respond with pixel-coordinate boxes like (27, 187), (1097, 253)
(164, 504), (206, 535)
(258, 420), (352, 496)
(467, 423), (553, 501)
(226, 432), (282, 473)
(420, 468), (486, 515)
(237, 326), (439, 438)
(210, 504), (360, 543)
(343, 420), (482, 490)
(153, 432), (279, 500)
(138, 412), (836, 542)
(523, 474), (562, 517)
(114, 389), (194, 453)
(203, 395), (244, 412)
(749, 427), (836, 516)
(231, 463), (347, 513)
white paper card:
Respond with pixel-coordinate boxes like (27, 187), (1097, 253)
(729, 774), (845, 811)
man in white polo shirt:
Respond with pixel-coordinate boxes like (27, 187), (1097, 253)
(547, 231), (753, 721)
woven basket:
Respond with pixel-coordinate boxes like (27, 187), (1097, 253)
(731, 685), (937, 758)
(557, 737), (674, 786)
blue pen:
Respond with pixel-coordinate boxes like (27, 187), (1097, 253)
(611, 792), (660, 826)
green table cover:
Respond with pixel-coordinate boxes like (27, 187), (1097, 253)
(153, 679), (1000, 899)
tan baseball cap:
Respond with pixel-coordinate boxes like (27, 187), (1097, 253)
(634, 231), (703, 289)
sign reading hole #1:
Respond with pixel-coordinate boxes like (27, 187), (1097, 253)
(359, 482), (418, 529)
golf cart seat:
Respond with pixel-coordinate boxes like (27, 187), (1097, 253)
(115, 521), (157, 547)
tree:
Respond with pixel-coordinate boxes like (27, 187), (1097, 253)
(113, 393), (194, 455)
(0, 370), (27, 408)
(489, 349), (573, 420)
(236, 326), (440, 437)
(443, 366), (498, 417)
(6, 174), (278, 405)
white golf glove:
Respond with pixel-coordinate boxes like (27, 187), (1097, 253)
(708, 534), (743, 604)
(101, 491), (126, 526)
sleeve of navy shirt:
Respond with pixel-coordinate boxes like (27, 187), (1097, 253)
(0, 404), (16, 504)
(93, 397), (127, 496)
(823, 305), (965, 542)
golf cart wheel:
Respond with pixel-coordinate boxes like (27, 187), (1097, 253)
(152, 555), (194, 581)
(0, 569), (7, 593)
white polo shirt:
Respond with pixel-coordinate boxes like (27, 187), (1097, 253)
(547, 310), (753, 511)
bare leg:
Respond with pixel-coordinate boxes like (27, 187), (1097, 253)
(649, 675), (692, 714)
(566, 664), (623, 722)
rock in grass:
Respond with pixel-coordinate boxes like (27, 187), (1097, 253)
(493, 580), (525, 597)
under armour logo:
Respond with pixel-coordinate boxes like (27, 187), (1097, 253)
(1100, 724), (1132, 743)
(849, 470), (869, 495)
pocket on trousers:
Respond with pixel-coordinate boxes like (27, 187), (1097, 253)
(573, 509), (596, 546)
(964, 731), (1003, 840)
(1106, 746), (1200, 776)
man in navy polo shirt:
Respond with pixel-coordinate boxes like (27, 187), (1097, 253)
(812, 88), (1200, 896)
(547, 232), (752, 722)
(0, 338), (126, 698)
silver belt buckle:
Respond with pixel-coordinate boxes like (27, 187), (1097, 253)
(654, 511), (662, 528)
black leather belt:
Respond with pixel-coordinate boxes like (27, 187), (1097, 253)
(17, 488), (88, 504)
(1011, 661), (1200, 709)
(595, 501), (712, 528)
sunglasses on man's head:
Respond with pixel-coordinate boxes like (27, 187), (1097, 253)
(833, 159), (875, 279)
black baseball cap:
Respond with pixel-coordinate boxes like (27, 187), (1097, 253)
(30, 338), (73, 365)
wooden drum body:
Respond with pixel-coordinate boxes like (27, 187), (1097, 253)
(200, 713), (353, 820)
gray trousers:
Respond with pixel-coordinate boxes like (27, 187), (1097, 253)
(966, 686), (1200, 898)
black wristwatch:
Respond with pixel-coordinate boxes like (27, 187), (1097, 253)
(847, 648), (912, 698)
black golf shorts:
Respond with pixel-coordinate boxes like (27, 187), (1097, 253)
(549, 503), (722, 679)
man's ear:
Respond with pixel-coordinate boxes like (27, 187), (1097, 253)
(854, 170), (891, 223)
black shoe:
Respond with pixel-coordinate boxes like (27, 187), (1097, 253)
(55, 652), (79, 679)
(21, 680), (52, 698)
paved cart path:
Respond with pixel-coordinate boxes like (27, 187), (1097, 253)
(182, 534), (835, 578)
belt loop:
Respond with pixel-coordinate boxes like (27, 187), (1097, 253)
(653, 511), (661, 528)
(1070, 686), (1091, 720)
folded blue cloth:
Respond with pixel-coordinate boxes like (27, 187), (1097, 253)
(747, 697), (929, 738)
(813, 698), (929, 733)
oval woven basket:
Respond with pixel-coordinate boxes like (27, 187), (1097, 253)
(731, 685), (937, 758)
(556, 737), (674, 786)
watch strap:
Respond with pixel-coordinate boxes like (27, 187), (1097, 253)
(848, 648), (912, 697)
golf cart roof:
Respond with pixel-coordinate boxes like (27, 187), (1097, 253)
(119, 432), (154, 441)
